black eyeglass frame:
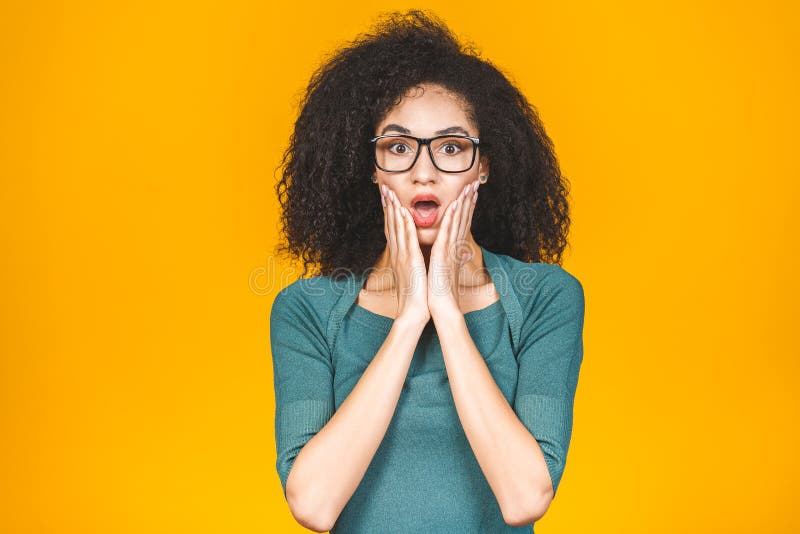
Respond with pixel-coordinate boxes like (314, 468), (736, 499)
(369, 134), (481, 173)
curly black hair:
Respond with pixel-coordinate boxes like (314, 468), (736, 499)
(275, 9), (572, 280)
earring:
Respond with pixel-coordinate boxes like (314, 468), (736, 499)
(479, 175), (488, 184)
(371, 174), (378, 183)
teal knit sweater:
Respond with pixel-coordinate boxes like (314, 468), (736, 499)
(270, 246), (585, 533)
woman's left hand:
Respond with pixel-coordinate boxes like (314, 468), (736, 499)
(428, 179), (480, 317)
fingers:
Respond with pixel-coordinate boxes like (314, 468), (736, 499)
(457, 181), (477, 244)
(381, 184), (388, 244)
(382, 184), (397, 256)
(464, 181), (478, 241)
(430, 198), (454, 296)
(456, 181), (478, 265)
(389, 189), (406, 256)
(400, 204), (420, 259)
(384, 184), (416, 259)
(448, 183), (466, 247)
(451, 183), (467, 245)
(434, 193), (458, 259)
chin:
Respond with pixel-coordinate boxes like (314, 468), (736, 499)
(415, 225), (439, 245)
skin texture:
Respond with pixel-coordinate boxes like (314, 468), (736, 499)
(275, 10), (572, 281)
(285, 308), (427, 532)
(376, 84), (556, 524)
(366, 82), (493, 323)
(285, 84), (555, 531)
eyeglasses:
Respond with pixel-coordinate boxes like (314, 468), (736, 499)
(369, 134), (480, 173)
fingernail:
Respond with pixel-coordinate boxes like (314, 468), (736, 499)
(473, 191), (478, 204)
(473, 181), (479, 192)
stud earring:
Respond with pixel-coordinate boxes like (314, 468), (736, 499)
(479, 175), (488, 184)
(371, 174), (378, 183)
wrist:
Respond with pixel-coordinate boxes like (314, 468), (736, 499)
(394, 312), (430, 334)
(428, 297), (460, 321)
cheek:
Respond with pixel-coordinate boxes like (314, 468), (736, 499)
(448, 180), (475, 201)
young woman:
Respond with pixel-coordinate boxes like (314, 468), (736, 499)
(270, 10), (585, 533)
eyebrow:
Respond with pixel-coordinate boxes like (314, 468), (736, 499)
(380, 124), (472, 136)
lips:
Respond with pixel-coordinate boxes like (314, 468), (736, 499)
(409, 193), (441, 227)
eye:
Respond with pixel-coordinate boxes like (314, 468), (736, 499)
(388, 142), (413, 154)
(440, 143), (461, 155)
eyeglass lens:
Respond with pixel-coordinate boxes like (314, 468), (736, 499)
(375, 136), (475, 172)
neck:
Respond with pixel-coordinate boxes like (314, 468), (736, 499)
(365, 235), (488, 290)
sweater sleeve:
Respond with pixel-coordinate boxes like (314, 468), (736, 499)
(270, 284), (335, 498)
(512, 266), (585, 497)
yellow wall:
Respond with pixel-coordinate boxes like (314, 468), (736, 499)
(1, 1), (797, 532)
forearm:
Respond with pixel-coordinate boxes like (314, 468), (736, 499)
(285, 316), (426, 532)
(432, 307), (553, 526)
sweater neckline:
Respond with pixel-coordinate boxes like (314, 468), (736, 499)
(350, 295), (504, 332)
(326, 245), (524, 352)
(347, 245), (510, 330)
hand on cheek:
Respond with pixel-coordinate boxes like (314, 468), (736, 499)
(428, 180), (480, 314)
(379, 183), (430, 324)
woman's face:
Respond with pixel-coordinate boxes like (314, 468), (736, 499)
(373, 82), (488, 246)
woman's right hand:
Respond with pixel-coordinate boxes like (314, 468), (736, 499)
(380, 183), (430, 327)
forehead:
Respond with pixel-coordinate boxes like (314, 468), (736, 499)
(376, 84), (476, 136)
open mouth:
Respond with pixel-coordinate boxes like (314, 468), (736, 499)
(409, 195), (441, 227)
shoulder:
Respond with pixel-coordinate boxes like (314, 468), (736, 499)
(492, 252), (584, 318)
(270, 275), (358, 327)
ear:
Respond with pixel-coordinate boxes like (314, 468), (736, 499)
(478, 154), (490, 177)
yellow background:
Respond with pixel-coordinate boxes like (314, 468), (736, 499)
(1, 1), (797, 532)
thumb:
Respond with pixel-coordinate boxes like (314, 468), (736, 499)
(402, 207), (424, 261)
(432, 199), (456, 260)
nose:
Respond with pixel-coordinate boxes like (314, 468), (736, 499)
(410, 143), (438, 184)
